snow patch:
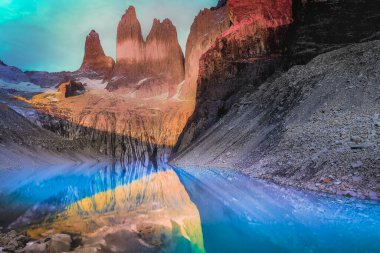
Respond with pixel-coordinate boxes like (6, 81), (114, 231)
(76, 77), (108, 90)
(137, 77), (151, 86)
(0, 80), (46, 93)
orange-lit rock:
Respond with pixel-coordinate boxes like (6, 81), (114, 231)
(145, 18), (185, 97)
(112, 6), (145, 79)
(79, 30), (115, 76)
(179, 5), (230, 101)
(108, 6), (185, 99)
(227, 0), (292, 28)
(29, 85), (194, 162)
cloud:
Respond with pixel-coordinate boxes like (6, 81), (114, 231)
(0, 0), (218, 72)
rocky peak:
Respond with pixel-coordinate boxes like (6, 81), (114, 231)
(0, 60), (6, 66)
(80, 30), (115, 76)
(145, 18), (185, 87)
(113, 6), (145, 80)
(117, 6), (143, 43)
(146, 18), (177, 41)
(108, 9), (185, 97)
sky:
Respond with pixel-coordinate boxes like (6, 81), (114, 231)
(0, 0), (218, 72)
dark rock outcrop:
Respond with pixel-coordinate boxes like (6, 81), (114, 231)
(79, 30), (115, 76)
(57, 80), (86, 98)
(107, 6), (185, 98)
(288, 0), (380, 65)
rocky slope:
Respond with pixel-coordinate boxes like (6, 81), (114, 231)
(107, 6), (185, 98)
(79, 30), (115, 76)
(0, 100), (97, 171)
(172, 40), (380, 201)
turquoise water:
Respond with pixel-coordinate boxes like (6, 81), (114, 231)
(0, 162), (379, 253)
(175, 168), (380, 253)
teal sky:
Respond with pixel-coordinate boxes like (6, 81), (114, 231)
(0, 0), (217, 72)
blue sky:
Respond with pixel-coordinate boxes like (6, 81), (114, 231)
(0, 0), (217, 72)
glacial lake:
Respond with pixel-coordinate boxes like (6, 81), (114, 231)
(0, 161), (379, 253)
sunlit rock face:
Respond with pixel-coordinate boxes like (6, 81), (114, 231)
(178, 5), (230, 101)
(25, 165), (205, 253)
(176, 0), (293, 151)
(29, 87), (194, 164)
(145, 19), (185, 97)
(79, 30), (115, 76)
(113, 6), (145, 80)
(108, 6), (185, 99)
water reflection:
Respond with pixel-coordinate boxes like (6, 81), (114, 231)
(0, 161), (205, 253)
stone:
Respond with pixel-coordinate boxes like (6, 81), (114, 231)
(321, 177), (331, 184)
(352, 176), (363, 183)
(351, 161), (363, 169)
(23, 242), (48, 253)
(49, 234), (71, 253)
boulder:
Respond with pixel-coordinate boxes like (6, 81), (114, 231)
(48, 234), (71, 253)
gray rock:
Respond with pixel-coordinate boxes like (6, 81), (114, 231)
(351, 161), (363, 169)
(49, 234), (71, 253)
(23, 242), (48, 253)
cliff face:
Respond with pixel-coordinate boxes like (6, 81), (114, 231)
(145, 19), (185, 97)
(179, 6), (230, 100)
(107, 6), (185, 98)
(288, 0), (380, 65)
(175, 0), (380, 152)
(112, 6), (145, 80)
(79, 30), (115, 76)
(176, 0), (293, 150)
